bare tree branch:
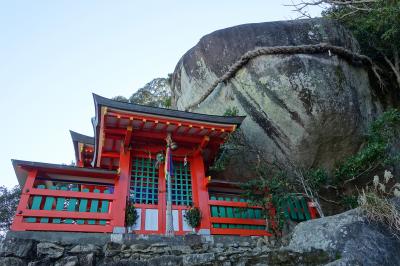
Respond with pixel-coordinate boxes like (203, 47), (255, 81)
(320, 195), (341, 205)
(383, 50), (400, 89)
(286, 0), (379, 18)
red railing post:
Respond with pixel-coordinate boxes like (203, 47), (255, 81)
(11, 169), (38, 231)
(267, 202), (277, 232)
(190, 154), (211, 234)
(110, 144), (131, 230)
(308, 201), (318, 219)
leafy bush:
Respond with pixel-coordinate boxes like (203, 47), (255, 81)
(335, 109), (400, 183)
(125, 203), (139, 227)
(184, 207), (201, 228)
(341, 195), (359, 209)
(305, 168), (328, 191)
(223, 106), (239, 116)
(241, 169), (295, 234)
(0, 185), (21, 236)
(112, 96), (129, 103)
(209, 128), (246, 172)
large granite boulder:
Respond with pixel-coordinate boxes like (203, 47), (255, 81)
(171, 18), (381, 179)
(287, 205), (400, 265)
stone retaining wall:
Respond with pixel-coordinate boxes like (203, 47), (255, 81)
(0, 231), (332, 266)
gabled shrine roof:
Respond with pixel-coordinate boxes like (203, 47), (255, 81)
(70, 130), (94, 167)
(92, 94), (246, 168)
(12, 159), (116, 186)
(70, 130), (94, 145)
(93, 94), (245, 126)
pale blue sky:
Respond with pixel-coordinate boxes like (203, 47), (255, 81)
(0, 1), (321, 187)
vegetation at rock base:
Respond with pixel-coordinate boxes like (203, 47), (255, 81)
(223, 109), (400, 237)
(241, 170), (292, 235)
(291, 0), (400, 91)
(0, 185), (21, 238)
(334, 109), (400, 184)
(358, 170), (400, 238)
(241, 165), (328, 236)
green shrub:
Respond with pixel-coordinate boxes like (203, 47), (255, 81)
(241, 169), (294, 234)
(223, 106), (239, 116)
(125, 203), (139, 227)
(335, 109), (400, 183)
(184, 207), (201, 228)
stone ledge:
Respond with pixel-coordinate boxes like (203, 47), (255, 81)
(5, 231), (259, 247)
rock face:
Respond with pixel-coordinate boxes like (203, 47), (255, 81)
(287, 206), (400, 265)
(171, 18), (381, 176)
(3, 213), (400, 265)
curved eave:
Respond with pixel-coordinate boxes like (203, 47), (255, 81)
(92, 93), (246, 166)
(70, 130), (95, 145)
(69, 130), (94, 163)
(93, 94), (245, 125)
(12, 159), (117, 187)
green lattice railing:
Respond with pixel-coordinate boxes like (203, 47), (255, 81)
(209, 195), (265, 230)
(280, 197), (312, 222)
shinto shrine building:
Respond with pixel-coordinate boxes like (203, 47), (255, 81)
(10, 94), (316, 236)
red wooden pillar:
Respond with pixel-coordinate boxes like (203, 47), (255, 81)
(190, 154), (211, 234)
(268, 202), (277, 232)
(308, 201), (318, 219)
(77, 160), (84, 167)
(11, 169), (38, 231)
(111, 144), (132, 230)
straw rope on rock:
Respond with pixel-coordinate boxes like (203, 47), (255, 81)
(184, 43), (377, 111)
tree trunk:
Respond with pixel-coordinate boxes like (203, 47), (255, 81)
(384, 48), (400, 89)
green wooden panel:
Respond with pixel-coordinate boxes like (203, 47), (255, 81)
(53, 186), (67, 224)
(99, 190), (110, 225)
(246, 198), (256, 230)
(88, 189), (100, 225)
(76, 188), (89, 225)
(282, 201), (291, 219)
(294, 198), (305, 220)
(210, 195), (269, 230)
(254, 209), (262, 219)
(239, 199), (247, 218)
(225, 197), (235, 228)
(65, 187), (79, 224)
(40, 186), (56, 223)
(232, 198), (242, 229)
(26, 185), (45, 223)
(300, 197), (311, 220)
(287, 198), (298, 220)
(239, 198), (249, 229)
(210, 196), (220, 228)
(247, 198), (256, 220)
(217, 196), (227, 228)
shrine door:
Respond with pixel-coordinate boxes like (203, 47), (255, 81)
(129, 156), (194, 235)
